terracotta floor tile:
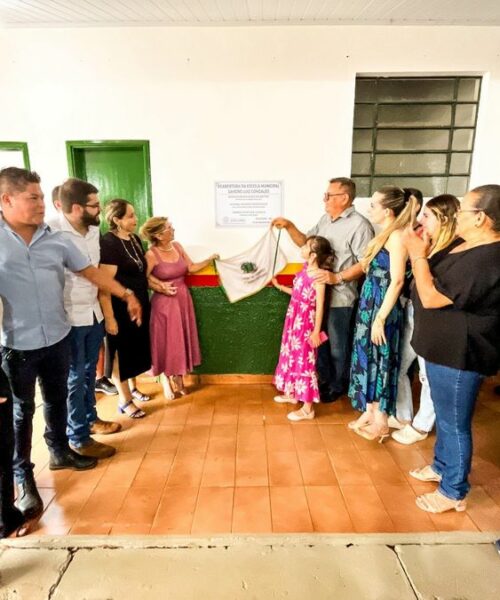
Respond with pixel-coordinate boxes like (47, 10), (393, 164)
(270, 486), (313, 533)
(268, 451), (303, 486)
(186, 403), (215, 425)
(167, 451), (206, 487)
(71, 485), (129, 531)
(148, 425), (183, 453)
(298, 451), (338, 486)
(464, 486), (500, 530)
(131, 451), (175, 489)
(191, 487), (234, 534)
(237, 425), (267, 451)
(319, 424), (355, 451)
(375, 484), (436, 532)
(113, 486), (163, 526)
(265, 425), (296, 452)
(305, 486), (353, 532)
(235, 449), (269, 486)
(102, 451), (145, 488)
(484, 484), (500, 506)
(340, 485), (396, 533)
(201, 454), (236, 487)
(232, 487), (272, 533)
(26, 380), (499, 536)
(358, 449), (408, 485)
(151, 487), (199, 534)
(329, 449), (372, 485)
(292, 425), (325, 452)
(177, 425), (211, 454)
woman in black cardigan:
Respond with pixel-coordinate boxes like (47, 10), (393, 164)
(404, 184), (500, 513)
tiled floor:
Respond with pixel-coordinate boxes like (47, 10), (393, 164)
(29, 377), (500, 535)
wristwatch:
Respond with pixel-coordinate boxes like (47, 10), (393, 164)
(122, 288), (135, 300)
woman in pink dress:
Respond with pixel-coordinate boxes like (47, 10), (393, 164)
(140, 217), (218, 398)
(272, 236), (334, 421)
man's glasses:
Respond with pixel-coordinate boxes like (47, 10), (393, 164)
(85, 203), (100, 209)
(323, 192), (345, 200)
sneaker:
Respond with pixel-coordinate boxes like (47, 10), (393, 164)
(388, 415), (406, 430)
(273, 395), (298, 404)
(391, 424), (428, 445)
(90, 418), (122, 435)
(95, 377), (118, 395)
(70, 439), (116, 459)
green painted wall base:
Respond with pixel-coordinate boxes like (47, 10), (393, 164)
(191, 287), (288, 375)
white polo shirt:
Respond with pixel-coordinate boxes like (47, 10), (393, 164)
(48, 214), (104, 327)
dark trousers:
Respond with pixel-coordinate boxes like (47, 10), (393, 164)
(1, 336), (71, 483)
(0, 370), (24, 537)
(317, 306), (355, 399)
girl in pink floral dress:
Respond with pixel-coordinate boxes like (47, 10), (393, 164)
(272, 236), (334, 421)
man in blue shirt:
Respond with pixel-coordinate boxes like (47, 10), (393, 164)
(0, 167), (142, 522)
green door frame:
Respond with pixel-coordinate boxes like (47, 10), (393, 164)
(65, 139), (153, 216)
(0, 142), (31, 168)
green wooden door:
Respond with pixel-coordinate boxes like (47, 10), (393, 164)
(66, 140), (152, 229)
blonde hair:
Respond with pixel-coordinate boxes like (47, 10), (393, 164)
(425, 194), (460, 256)
(362, 186), (420, 270)
(140, 216), (168, 245)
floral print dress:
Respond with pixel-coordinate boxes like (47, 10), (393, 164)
(348, 248), (404, 415)
(274, 264), (320, 403)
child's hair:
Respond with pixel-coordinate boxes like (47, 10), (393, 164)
(306, 235), (335, 271)
(425, 194), (460, 256)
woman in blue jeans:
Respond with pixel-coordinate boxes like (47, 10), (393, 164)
(404, 184), (500, 513)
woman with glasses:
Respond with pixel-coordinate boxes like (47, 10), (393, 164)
(140, 217), (218, 399)
(392, 194), (460, 445)
(404, 185), (500, 513)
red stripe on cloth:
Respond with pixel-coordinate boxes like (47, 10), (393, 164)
(186, 274), (296, 288)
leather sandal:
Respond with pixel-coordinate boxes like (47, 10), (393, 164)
(416, 490), (467, 513)
(287, 407), (315, 421)
(353, 424), (389, 443)
(409, 465), (442, 483)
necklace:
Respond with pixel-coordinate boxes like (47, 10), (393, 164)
(157, 243), (174, 252)
(119, 235), (144, 271)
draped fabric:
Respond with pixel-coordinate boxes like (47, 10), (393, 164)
(215, 229), (287, 303)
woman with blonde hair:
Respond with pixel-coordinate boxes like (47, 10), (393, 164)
(392, 194), (460, 444)
(348, 186), (420, 441)
(140, 216), (218, 398)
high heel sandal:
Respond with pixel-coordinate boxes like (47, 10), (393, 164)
(353, 425), (390, 443)
(416, 490), (467, 513)
(170, 375), (188, 396)
(409, 465), (442, 483)
(130, 388), (151, 403)
(347, 418), (371, 431)
(118, 400), (146, 419)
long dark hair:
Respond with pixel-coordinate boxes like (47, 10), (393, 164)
(306, 235), (335, 271)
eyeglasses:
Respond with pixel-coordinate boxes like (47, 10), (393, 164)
(323, 192), (345, 200)
(85, 203), (100, 209)
(456, 207), (483, 214)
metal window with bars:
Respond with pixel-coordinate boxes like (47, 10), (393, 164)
(351, 76), (482, 197)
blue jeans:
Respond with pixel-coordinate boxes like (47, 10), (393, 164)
(1, 336), (71, 483)
(67, 320), (105, 447)
(317, 306), (355, 399)
(425, 361), (482, 500)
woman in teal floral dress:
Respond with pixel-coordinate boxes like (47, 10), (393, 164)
(348, 187), (419, 442)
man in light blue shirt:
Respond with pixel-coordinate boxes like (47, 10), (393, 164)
(0, 167), (142, 522)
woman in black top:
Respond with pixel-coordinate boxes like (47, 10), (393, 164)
(100, 199), (152, 418)
(404, 184), (500, 513)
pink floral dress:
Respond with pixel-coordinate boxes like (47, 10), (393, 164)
(274, 264), (320, 404)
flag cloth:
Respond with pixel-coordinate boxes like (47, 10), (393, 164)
(215, 229), (288, 303)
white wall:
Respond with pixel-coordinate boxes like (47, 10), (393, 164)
(1, 25), (499, 260)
